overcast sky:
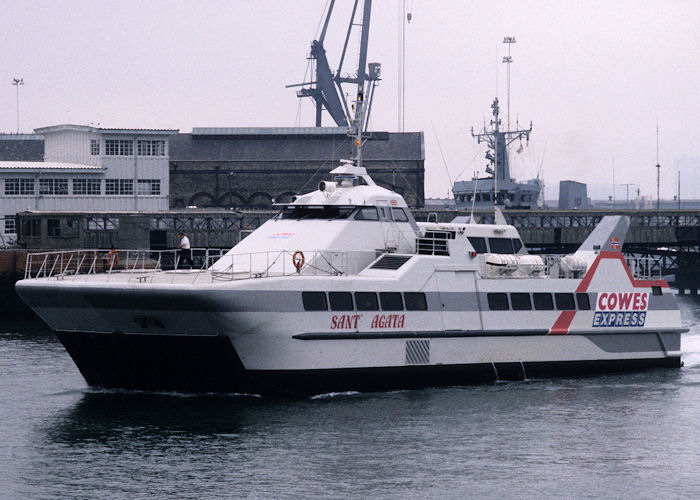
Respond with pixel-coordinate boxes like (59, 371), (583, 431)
(2, 0), (699, 200)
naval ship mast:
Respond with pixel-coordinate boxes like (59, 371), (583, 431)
(470, 97), (532, 205)
(452, 97), (538, 210)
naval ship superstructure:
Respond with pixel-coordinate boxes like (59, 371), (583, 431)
(453, 98), (542, 210)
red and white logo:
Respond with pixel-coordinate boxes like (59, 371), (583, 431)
(609, 237), (620, 249)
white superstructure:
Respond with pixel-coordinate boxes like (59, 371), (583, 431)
(16, 156), (685, 396)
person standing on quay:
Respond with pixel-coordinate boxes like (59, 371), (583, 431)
(178, 231), (193, 268)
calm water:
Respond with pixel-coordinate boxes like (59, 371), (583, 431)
(2, 297), (700, 499)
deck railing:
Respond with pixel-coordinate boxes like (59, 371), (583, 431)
(23, 248), (225, 280)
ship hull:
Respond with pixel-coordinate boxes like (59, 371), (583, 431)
(56, 330), (681, 397)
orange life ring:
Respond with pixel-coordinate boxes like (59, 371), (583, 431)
(106, 249), (119, 266)
(292, 250), (305, 273)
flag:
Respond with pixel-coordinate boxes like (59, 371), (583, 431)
(517, 142), (524, 154)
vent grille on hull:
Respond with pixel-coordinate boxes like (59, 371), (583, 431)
(370, 255), (412, 270)
(405, 340), (430, 365)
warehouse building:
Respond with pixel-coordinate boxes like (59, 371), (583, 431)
(1, 125), (176, 244)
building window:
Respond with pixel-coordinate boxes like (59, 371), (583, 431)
(137, 140), (165, 156)
(105, 179), (134, 195)
(73, 178), (102, 195)
(4, 215), (16, 234)
(39, 178), (69, 195)
(90, 139), (100, 156)
(105, 139), (133, 156)
(4, 178), (35, 195)
(137, 179), (161, 195)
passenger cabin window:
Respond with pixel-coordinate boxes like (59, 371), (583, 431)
(391, 207), (409, 222)
(533, 293), (554, 310)
(355, 292), (379, 311)
(302, 292), (327, 311)
(404, 292), (427, 311)
(576, 293), (591, 310)
(555, 293), (576, 310)
(354, 207), (379, 220)
(468, 236), (487, 253)
(652, 286), (662, 296)
(510, 293), (532, 310)
(380, 292), (403, 311)
(487, 292), (509, 310)
(488, 237), (514, 254)
(329, 292), (353, 311)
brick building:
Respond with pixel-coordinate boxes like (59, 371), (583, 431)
(169, 128), (425, 208)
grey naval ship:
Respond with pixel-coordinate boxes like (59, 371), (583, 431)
(453, 97), (543, 210)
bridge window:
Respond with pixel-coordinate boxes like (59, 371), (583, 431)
(468, 237), (487, 253)
(302, 292), (327, 311)
(487, 292), (509, 310)
(404, 292), (427, 311)
(329, 292), (353, 311)
(533, 293), (554, 310)
(280, 205), (354, 220)
(391, 207), (409, 222)
(512, 239), (523, 253)
(576, 293), (591, 310)
(488, 237), (514, 254)
(510, 293), (532, 310)
(555, 293), (576, 310)
(355, 292), (379, 311)
(380, 292), (403, 311)
(354, 207), (379, 220)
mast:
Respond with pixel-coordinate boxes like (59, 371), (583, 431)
(471, 98), (532, 206)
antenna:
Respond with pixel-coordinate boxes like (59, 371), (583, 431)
(502, 37), (516, 134)
(656, 121), (661, 210)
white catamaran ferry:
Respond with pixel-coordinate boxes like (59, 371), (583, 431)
(16, 95), (684, 397)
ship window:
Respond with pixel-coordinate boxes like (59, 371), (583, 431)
(302, 292), (327, 311)
(391, 207), (409, 222)
(355, 292), (378, 311)
(555, 293), (576, 310)
(488, 237), (515, 254)
(512, 239), (523, 253)
(533, 293), (554, 310)
(329, 292), (353, 311)
(380, 292), (403, 311)
(487, 293), (509, 311)
(576, 293), (591, 310)
(280, 206), (354, 220)
(404, 292), (427, 311)
(354, 207), (379, 220)
(510, 293), (532, 310)
(652, 286), (662, 296)
(468, 237), (487, 253)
